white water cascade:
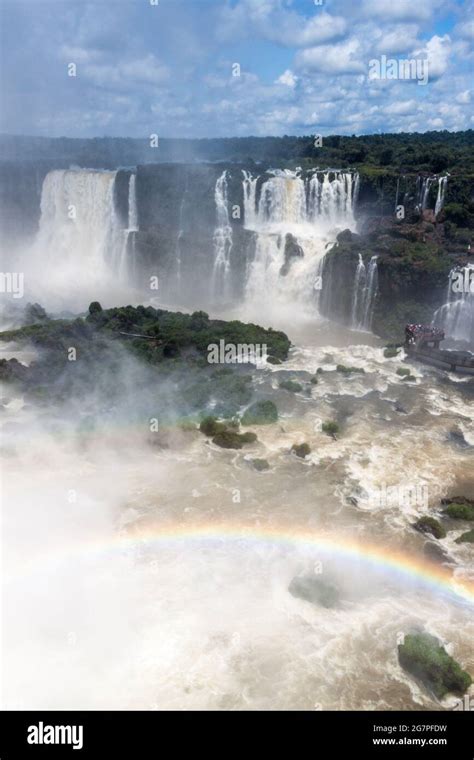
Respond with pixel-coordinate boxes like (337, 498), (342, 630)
(25, 169), (134, 309)
(241, 169), (359, 323)
(350, 255), (378, 331)
(416, 175), (448, 216)
(433, 264), (474, 345)
(211, 171), (233, 301)
(434, 175), (448, 217)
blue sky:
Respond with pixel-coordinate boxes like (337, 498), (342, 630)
(0, 0), (472, 137)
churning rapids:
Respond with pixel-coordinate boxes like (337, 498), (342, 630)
(1, 168), (472, 711)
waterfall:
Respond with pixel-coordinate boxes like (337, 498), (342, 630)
(174, 176), (188, 292)
(241, 169), (359, 320)
(433, 264), (474, 345)
(350, 255), (378, 331)
(242, 170), (258, 229)
(435, 176), (448, 217)
(24, 168), (133, 308)
(416, 175), (448, 215)
(416, 176), (434, 211)
(211, 170), (233, 301)
(128, 174), (138, 231)
(351, 254), (365, 327)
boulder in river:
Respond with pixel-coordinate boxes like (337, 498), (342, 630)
(413, 516), (446, 539)
(289, 576), (340, 608)
(398, 633), (472, 699)
(455, 529), (474, 544)
(291, 442), (311, 459)
(442, 497), (474, 521)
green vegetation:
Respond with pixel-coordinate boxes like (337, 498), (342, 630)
(250, 458), (270, 471)
(241, 400), (278, 426)
(443, 503), (474, 520)
(0, 305), (290, 424)
(396, 367), (411, 377)
(322, 421), (339, 438)
(6, 131), (473, 174)
(413, 516), (446, 539)
(455, 529), (474, 544)
(398, 633), (472, 699)
(310, 376), (319, 385)
(384, 347), (400, 358)
(212, 430), (257, 449)
(279, 379), (303, 392)
(199, 416), (226, 437)
(291, 443), (311, 459)
(336, 364), (365, 374)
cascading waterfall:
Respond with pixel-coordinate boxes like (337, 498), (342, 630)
(24, 168), (133, 308)
(174, 176), (189, 292)
(420, 177), (434, 210)
(433, 264), (474, 344)
(350, 255), (378, 331)
(128, 174), (138, 231)
(242, 169), (359, 320)
(434, 176), (448, 217)
(416, 175), (448, 215)
(211, 170), (233, 301)
(116, 173), (139, 281)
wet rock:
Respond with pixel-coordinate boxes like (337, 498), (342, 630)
(279, 379), (303, 392)
(447, 429), (471, 449)
(0, 358), (29, 383)
(455, 529), (474, 544)
(398, 633), (472, 699)
(212, 430), (257, 449)
(289, 576), (340, 608)
(423, 541), (451, 564)
(413, 516), (446, 540)
(384, 347), (400, 358)
(291, 442), (311, 459)
(250, 458), (270, 471)
(396, 367), (411, 377)
(394, 402), (408, 414)
(336, 364), (365, 374)
(279, 233), (304, 277)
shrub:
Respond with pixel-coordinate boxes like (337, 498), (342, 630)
(241, 400), (278, 425)
(414, 516), (446, 539)
(322, 421), (339, 438)
(398, 633), (472, 698)
(279, 379), (303, 392)
(444, 503), (474, 520)
(291, 442), (311, 458)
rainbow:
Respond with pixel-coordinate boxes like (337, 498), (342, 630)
(9, 521), (474, 606)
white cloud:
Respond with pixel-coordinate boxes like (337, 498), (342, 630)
(84, 55), (170, 90)
(276, 70), (298, 88)
(413, 35), (451, 81)
(295, 39), (365, 74)
(456, 90), (471, 104)
(361, 0), (440, 22)
(374, 25), (420, 54)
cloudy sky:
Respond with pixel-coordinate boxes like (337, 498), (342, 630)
(0, 0), (472, 137)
